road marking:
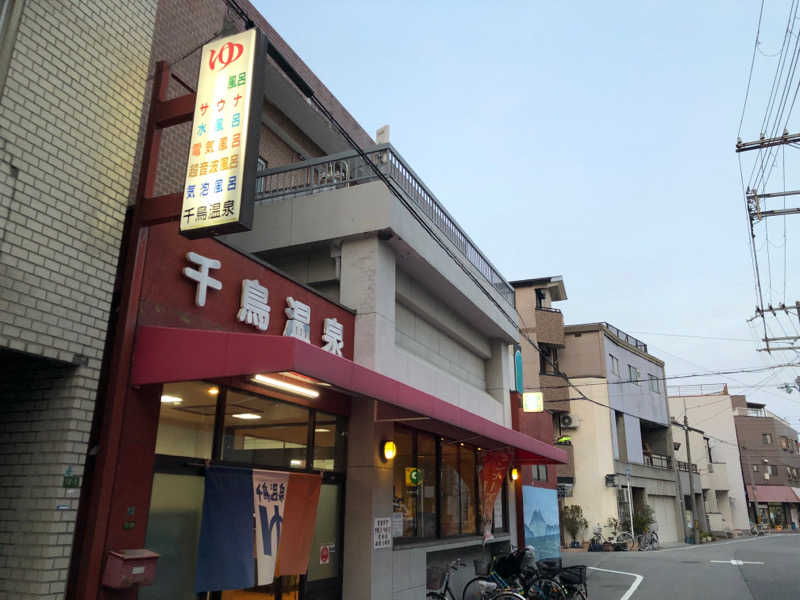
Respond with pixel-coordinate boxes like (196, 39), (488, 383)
(655, 535), (781, 553)
(710, 559), (765, 565)
(587, 566), (643, 600)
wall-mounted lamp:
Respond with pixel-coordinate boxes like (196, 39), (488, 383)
(510, 467), (519, 481)
(381, 440), (397, 462)
(673, 442), (681, 451)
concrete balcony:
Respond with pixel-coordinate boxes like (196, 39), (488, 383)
(534, 307), (565, 346)
(555, 442), (574, 478)
(540, 373), (571, 411)
(701, 462), (730, 491)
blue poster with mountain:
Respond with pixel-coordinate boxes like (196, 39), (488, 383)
(522, 486), (560, 559)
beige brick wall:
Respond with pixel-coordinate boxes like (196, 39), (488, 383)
(0, 1), (157, 598)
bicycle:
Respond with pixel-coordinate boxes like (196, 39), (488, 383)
(462, 547), (567, 600)
(637, 523), (660, 551)
(590, 524), (634, 551)
(536, 558), (587, 600)
(427, 559), (467, 600)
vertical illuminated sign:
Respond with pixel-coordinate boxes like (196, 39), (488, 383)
(181, 29), (265, 238)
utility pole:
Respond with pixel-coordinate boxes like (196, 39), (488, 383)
(684, 414), (699, 543)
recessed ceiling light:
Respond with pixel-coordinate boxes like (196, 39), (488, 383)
(252, 374), (319, 398)
(290, 459), (304, 467)
(232, 413), (261, 420)
(161, 395), (182, 404)
(208, 386), (219, 396)
(315, 427), (331, 433)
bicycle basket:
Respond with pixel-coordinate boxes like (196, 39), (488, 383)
(559, 565), (587, 586)
(473, 558), (491, 577)
(536, 557), (562, 579)
(426, 566), (448, 590)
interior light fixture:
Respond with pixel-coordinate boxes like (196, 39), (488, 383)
(381, 440), (397, 462)
(510, 467), (520, 481)
(252, 374), (320, 399)
(160, 395), (182, 404)
(208, 386), (219, 396)
(232, 413), (262, 420)
(289, 459), (304, 467)
(314, 427), (331, 433)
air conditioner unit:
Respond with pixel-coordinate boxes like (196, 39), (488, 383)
(763, 472), (770, 480)
(560, 414), (581, 429)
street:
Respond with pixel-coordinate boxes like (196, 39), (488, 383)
(561, 534), (800, 600)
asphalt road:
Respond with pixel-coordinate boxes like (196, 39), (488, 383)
(561, 534), (800, 600)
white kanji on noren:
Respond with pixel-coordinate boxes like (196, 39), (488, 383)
(282, 296), (310, 342)
(183, 252), (222, 307)
(321, 317), (344, 356)
(237, 279), (270, 331)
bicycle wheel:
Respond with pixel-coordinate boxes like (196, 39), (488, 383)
(492, 593), (527, 600)
(463, 576), (494, 600)
(651, 531), (660, 549)
(528, 578), (568, 600)
(565, 586), (587, 600)
(427, 593), (447, 600)
(635, 534), (644, 550)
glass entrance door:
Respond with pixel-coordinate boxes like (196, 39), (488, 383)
(304, 482), (343, 600)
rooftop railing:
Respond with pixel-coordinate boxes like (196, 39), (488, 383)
(601, 322), (647, 352)
(254, 144), (516, 308)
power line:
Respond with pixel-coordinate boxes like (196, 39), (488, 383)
(739, 0), (766, 136)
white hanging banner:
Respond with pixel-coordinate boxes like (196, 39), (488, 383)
(253, 470), (289, 585)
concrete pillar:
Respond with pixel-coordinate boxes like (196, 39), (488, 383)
(485, 340), (512, 427)
(339, 235), (397, 599)
(339, 235), (396, 373)
(341, 399), (394, 600)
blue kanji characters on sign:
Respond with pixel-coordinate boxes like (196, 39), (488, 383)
(216, 118), (224, 132)
(196, 123), (207, 136)
(201, 182), (209, 197)
(227, 176), (237, 191)
(186, 184), (196, 199)
(232, 113), (241, 128)
(214, 179), (223, 194)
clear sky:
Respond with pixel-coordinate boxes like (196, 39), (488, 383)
(255, 1), (800, 430)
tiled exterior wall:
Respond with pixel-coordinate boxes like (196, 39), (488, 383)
(0, 1), (157, 597)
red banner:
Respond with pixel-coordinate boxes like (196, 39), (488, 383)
(478, 451), (512, 542)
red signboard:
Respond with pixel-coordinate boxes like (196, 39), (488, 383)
(139, 222), (354, 360)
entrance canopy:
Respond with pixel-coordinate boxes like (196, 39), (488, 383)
(132, 326), (567, 465)
(746, 484), (800, 503)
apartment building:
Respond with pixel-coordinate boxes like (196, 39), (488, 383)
(667, 388), (751, 533)
(0, 2), (158, 598)
(511, 277), (569, 556)
(557, 323), (683, 545)
(0, 2), (567, 599)
(732, 396), (800, 528)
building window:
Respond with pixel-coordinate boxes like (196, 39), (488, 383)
(648, 374), (659, 393)
(752, 464), (759, 472)
(154, 380), (347, 471)
(393, 427), (497, 540)
(255, 156), (268, 194)
(769, 465), (778, 476)
(540, 344), (559, 375)
(629, 365), (640, 385)
(532, 465), (548, 481)
(762, 433), (773, 445)
(609, 354), (619, 376)
(535, 288), (546, 308)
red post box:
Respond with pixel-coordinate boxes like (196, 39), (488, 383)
(101, 549), (160, 589)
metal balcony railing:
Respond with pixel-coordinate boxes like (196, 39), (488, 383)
(253, 144), (516, 308)
(678, 461), (699, 473)
(644, 453), (673, 470)
(535, 306), (562, 314)
(600, 322), (647, 352)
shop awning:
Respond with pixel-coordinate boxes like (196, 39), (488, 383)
(746, 484), (800, 503)
(131, 326), (567, 464)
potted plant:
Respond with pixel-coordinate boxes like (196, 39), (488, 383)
(561, 505), (589, 549)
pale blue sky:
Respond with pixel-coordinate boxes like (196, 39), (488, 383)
(255, 1), (800, 428)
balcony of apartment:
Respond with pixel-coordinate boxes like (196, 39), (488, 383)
(643, 453), (673, 471)
(555, 441), (574, 479)
(540, 374), (571, 412)
(734, 407), (767, 418)
(534, 306), (565, 346)
(250, 144), (515, 309)
(677, 461), (703, 495)
(701, 461), (730, 491)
